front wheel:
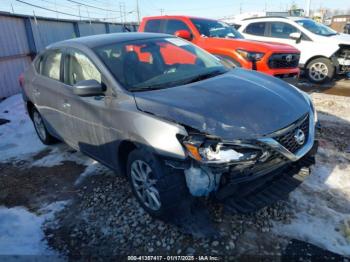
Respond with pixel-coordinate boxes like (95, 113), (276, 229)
(127, 148), (189, 218)
(306, 57), (334, 83)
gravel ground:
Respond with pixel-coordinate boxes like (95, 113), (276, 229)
(0, 92), (349, 260)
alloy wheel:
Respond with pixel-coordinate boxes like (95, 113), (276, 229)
(33, 111), (47, 141)
(309, 62), (328, 82)
(130, 160), (161, 211)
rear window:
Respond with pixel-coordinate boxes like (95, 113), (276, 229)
(144, 19), (162, 33)
(245, 22), (266, 36)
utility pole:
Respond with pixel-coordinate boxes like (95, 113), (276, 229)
(305, 0), (311, 17)
(54, 0), (58, 19)
(11, 3), (14, 13)
(239, 3), (242, 14)
(136, 0), (140, 24)
(119, 2), (124, 24)
(123, 3), (126, 23)
(160, 8), (164, 16)
(77, 4), (81, 21)
(85, 6), (91, 24)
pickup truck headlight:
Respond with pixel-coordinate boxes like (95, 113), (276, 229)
(182, 135), (261, 164)
(236, 49), (265, 61)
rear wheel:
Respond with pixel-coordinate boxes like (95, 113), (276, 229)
(306, 57), (334, 83)
(127, 148), (189, 217)
(31, 108), (56, 145)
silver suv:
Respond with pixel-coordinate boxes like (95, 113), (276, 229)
(21, 33), (317, 217)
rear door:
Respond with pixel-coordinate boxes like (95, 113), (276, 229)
(31, 49), (67, 139)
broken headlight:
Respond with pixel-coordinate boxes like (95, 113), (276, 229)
(182, 135), (261, 164)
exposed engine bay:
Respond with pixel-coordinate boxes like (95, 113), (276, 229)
(336, 45), (350, 73)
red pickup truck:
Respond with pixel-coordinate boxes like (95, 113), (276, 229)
(139, 16), (300, 82)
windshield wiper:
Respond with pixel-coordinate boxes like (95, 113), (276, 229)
(180, 69), (226, 85)
(130, 70), (226, 92)
(131, 79), (187, 92)
(130, 85), (167, 92)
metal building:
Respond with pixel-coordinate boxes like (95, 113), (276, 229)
(0, 11), (138, 98)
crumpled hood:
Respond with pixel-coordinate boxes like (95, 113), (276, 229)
(329, 33), (350, 45)
(134, 69), (310, 140)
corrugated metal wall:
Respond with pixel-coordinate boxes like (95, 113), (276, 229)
(31, 19), (76, 51)
(0, 58), (30, 98)
(109, 24), (123, 33)
(78, 22), (107, 36)
(0, 15), (31, 97)
(0, 16), (29, 57)
(0, 13), (138, 98)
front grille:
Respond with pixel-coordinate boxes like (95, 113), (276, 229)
(274, 114), (309, 154)
(268, 53), (300, 69)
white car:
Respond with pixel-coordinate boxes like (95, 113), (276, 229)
(237, 17), (350, 83)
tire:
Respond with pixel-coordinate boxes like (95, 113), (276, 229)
(215, 55), (241, 69)
(306, 57), (334, 84)
(31, 107), (56, 145)
(127, 148), (190, 218)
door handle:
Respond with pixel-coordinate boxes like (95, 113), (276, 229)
(33, 88), (40, 96)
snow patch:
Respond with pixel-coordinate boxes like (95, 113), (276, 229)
(273, 151), (350, 256)
(0, 94), (46, 162)
(0, 94), (92, 168)
(0, 201), (67, 255)
(75, 160), (113, 185)
(32, 146), (90, 168)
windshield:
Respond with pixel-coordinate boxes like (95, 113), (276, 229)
(296, 19), (337, 36)
(94, 37), (227, 91)
(191, 18), (244, 39)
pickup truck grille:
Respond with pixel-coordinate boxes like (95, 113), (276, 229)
(273, 114), (309, 154)
(268, 53), (300, 69)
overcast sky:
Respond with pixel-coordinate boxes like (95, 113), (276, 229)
(1, 0), (349, 22)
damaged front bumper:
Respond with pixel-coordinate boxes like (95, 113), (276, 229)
(165, 108), (318, 204)
(164, 140), (318, 213)
(335, 45), (350, 73)
(220, 142), (318, 213)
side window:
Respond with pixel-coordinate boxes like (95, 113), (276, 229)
(64, 50), (101, 86)
(41, 51), (62, 80)
(269, 22), (299, 38)
(244, 22), (267, 36)
(165, 19), (190, 34)
(144, 19), (162, 33)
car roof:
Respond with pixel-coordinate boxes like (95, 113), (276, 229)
(143, 15), (216, 21)
(241, 16), (312, 23)
(48, 32), (172, 49)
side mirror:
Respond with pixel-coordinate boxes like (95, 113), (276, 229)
(289, 32), (302, 41)
(73, 79), (104, 96)
(174, 30), (192, 41)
